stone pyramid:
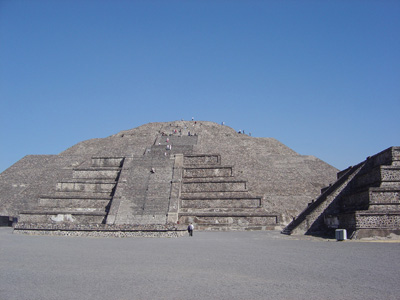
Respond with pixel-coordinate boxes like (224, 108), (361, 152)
(0, 121), (338, 236)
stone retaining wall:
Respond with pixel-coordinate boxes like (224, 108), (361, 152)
(370, 189), (400, 203)
(356, 213), (400, 229)
(14, 223), (186, 237)
(14, 230), (186, 238)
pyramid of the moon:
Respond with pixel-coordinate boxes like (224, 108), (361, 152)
(0, 121), (339, 236)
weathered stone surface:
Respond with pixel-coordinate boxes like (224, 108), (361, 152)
(283, 147), (400, 239)
(13, 223), (186, 237)
(0, 121), (339, 234)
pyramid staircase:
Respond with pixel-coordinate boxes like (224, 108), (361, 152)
(178, 154), (278, 230)
(281, 161), (366, 235)
(282, 147), (400, 239)
(112, 154), (176, 225)
(15, 157), (124, 231)
(336, 147), (400, 238)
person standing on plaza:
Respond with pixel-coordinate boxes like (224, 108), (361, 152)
(188, 223), (194, 236)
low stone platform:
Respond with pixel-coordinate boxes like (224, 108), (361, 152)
(283, 147), (400, 239)
(13, 223), (186, 237)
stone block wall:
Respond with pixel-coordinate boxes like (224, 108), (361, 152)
(284, 147), (400, 239)
(370, 189), (400, 204)
(14, 156), (124, 232)
(178, 153), (278, 230)
(355, 212), (400, 229)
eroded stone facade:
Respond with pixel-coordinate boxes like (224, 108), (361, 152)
(0, 121), (338, 236)
(283, 147), (400, 239)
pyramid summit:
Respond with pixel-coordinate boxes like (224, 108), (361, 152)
(0, 121), (339, 236)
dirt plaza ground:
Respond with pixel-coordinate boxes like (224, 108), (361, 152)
(0, 228), (399, 300)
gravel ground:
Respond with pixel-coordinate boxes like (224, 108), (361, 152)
(0, 228), (399, 300)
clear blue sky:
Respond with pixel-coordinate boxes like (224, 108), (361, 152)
(1, 0), (399, 173)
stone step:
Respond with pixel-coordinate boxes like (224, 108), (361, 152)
(355, 210), (400, 215)
(183, 166), (233, 178)
(191, 224), (277, 231)
(41, 192), (113, 199)
(183, 154), (221, 166)
(368, 203), (400, 212)
(26, 207), (106, 213)
(91, 157), (124, 168)
(178, 213), (279, 228)
(378, 166), (400, 188)
(182, 177), (243, 183)
(353, 166), (400, 189)
(73, 168), (121, 180)
(281, 227), (294, 235)
(20, 209), (107, 214)
(370, 188), (400, 205)
(181, 180), (248, 193)
(58, 179), (118, 184)
(181, 198), (261, 208)
(179, 211), (275, 217)
(38, 197), (110, 209)
(18, 211), (106, 224)
(393, 148), (400, 160)
(181, 191), (254, 199)
(180, 208), (265, 213)
(56, 180), (117, 193)
(340, 187), (400, 211)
